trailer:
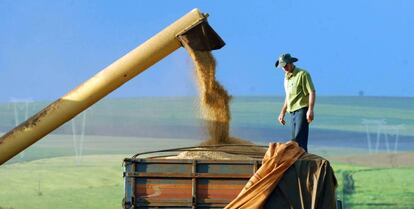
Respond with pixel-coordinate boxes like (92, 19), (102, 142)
(123, 145), (264, 209)
(123, 145), (340, 209)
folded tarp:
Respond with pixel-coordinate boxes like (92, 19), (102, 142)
(225, 141), (305, 209)
(225, 141), (338, 209)
(264, 152), (338, 209)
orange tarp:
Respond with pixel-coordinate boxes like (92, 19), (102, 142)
(225, 141), (304, 209)
(263, 152), (338, 209)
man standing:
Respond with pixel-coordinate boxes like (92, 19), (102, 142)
(276, 53), (316, 152)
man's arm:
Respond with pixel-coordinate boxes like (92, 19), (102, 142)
(278, 96), (288, 125)
(307, 90), (316, 123)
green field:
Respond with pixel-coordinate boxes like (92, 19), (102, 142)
(334, 163), (414, 209)
(0, 155), (124, 209)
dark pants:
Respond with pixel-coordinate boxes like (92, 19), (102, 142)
(290, 107), (309, 152)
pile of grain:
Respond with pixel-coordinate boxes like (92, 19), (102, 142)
(165, 149), (254, 160)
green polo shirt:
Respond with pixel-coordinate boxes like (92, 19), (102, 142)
(284, 67), (315, 112)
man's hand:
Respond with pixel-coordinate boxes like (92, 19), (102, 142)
(306, 109), (314, 123)
(278, 113), (286, 125)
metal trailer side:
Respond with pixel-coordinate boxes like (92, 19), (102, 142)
(123, 158), (261, 209)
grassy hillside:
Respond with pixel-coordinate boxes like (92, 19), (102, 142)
(0, 96), (413, 137)
(231, 96), (414, 136)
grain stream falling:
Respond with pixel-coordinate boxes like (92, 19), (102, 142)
(182, 43), (265, 152)
(183, 44), (231, 144)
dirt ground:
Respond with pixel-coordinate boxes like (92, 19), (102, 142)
(331, 152), (414, 168)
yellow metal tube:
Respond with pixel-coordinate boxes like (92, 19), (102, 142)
(0, 9), (207, 165)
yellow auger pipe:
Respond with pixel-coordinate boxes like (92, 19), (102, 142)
(0, 8), (224, 165)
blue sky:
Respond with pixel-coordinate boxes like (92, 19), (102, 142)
(0, 0), (413, 102)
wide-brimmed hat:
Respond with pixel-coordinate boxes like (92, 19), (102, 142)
(275, 53), (298, 68)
